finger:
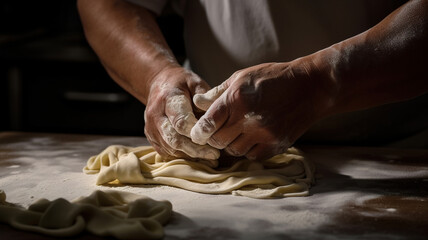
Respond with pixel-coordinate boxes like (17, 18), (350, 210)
(187, 70), (211, 95)
(190, 94), (230, 145)
(224, 134), (256, 157)
(145, 120), (190, 158)
(165, 94), (198, 138)
(144, 128), (170, 156)
(205, 103), (263, 149)
(245, 144), (276, 161)
(207, 123), (242, 149)
(187, 72), (211, 113)
(179, 135), (220, 160)
(159, 118), (220, 160)
(193, 81), (228, 111)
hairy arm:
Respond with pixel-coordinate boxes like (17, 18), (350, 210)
(78, 0), (220, 162)
(77, 0), (176, 104)
(317, 0), (428, 115)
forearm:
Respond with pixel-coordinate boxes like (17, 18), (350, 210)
(312, 0), (428, 117)
(77, 0), (179, 104)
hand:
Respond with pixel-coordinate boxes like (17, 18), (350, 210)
(144, 67), (220, 162)
(190, 60), (335, 161)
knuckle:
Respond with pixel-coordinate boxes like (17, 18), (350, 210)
(229, 85), (256, 108)
(188, 71), (202, 83)
(159, 120), (184, 150)
(165, 95), (188, 113)
(199, 117), (216, 134)
(226, 146), (245, 156)
(144, 106), (159, 122)
(208, 135), (226, 149)
(173, 114), (192, 133)
(174, 117), (187, 132)
(231, 69), (243, 80)
(167, 136), (182, 150)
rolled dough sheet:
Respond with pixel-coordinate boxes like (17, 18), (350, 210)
(84, 145), (314, 198)
(0, 190), (172, 240)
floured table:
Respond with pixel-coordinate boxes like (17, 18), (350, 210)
(0, 132), (427, 240)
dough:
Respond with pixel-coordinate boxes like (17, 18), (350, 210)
(0, 190), (172, 240)
(84, 145), (314, 198)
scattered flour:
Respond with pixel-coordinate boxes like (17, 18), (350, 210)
(2, 134), (426, 240)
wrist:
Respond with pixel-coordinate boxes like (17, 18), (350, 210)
(144, 63), (183, 99)
(298, 48), (341, 120)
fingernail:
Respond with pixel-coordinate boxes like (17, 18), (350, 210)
(201, 118), (216, 133)
(225, 147), (240, 156)
(193, 94), (211, 110)
(191, 119), (215, 145)
(205, 150), (220, 160)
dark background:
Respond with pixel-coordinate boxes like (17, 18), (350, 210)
(0, 0), (185, 136)
(1, 0), (426, 148)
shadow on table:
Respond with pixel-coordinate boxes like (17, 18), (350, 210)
(304, 147), (428, 239)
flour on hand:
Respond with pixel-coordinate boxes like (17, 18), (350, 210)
(160, 92), (220, 161)
(166, 95), (198, 137)
(160, 118), (220, 162)
(193, 82), (227, 111)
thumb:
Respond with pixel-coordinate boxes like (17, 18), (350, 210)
(193, 81), (229, 111)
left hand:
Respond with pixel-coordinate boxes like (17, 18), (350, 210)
(190, 60), (336, 161)
(144, 67), (220, 162)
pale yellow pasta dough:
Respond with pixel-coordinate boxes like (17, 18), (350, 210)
(0, 190), (172, 240)
(84, 145), (314, 198)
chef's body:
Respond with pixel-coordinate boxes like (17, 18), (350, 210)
(78, 0), (428, 162)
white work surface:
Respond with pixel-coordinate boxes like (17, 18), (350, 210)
(0, 132), (427, 240)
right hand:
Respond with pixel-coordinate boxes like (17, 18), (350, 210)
(190, 60), (335, 161)
(144, 67), (221, 162)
